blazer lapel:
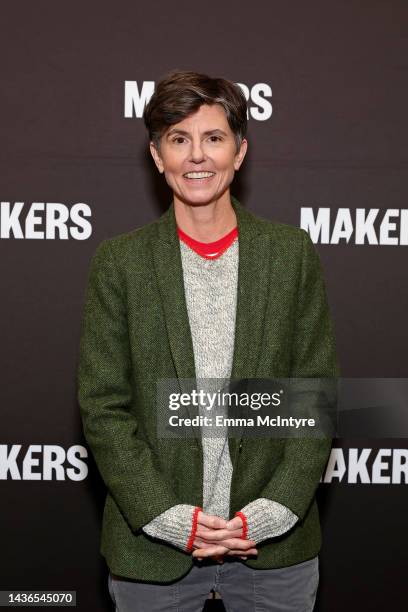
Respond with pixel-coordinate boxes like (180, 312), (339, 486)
(228, 197), (272, 463)
(150, 201), (197, 384)
(229, 197), (271, 381)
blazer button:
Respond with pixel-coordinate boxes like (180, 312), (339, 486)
(238, 441), (243, 453)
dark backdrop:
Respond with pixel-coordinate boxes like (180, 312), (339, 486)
(1, 2), (407, 610)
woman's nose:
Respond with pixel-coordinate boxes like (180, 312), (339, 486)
(189, 140), (206, 162)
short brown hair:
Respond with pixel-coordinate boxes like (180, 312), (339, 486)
(143, 70), (248, 153)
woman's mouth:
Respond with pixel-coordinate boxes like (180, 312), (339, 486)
(183, 171), (216, 181)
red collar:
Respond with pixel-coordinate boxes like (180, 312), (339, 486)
(177, 226), (238, 260)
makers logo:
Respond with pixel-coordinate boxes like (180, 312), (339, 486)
(0, 202), (92, 240)
(321, 447), (408, 484)
(124, 80), (273, 121)
(301, 207), (408, 245)
(0, 445), (88, 481)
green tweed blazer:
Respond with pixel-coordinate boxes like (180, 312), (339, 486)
(77, 195), (340, 583)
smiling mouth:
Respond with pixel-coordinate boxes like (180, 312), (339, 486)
(183, 171), (216, 180)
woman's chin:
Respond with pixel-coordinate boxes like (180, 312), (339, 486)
(175, 187), (230, 207)
(177, 193), (219, 207)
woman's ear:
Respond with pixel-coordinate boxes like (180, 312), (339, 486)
(234, 138), (248, 171)
(149, 141), (164, 174)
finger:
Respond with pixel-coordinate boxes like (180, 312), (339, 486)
(193, 536), (245, 548)
(193, 539), (257, 556)
(212, 538), (257, 551)
(192, 539), (218, 550)
(197, 513), (228, 530)
(195, 526), (244, 541)
(193, 546), (228, 557)
(225, 516), (244, 531)
(192, 545), (229, 557)
(226, 548), (258, 556)
(192, 538), (257, 555)
(196, 525), (242, 539)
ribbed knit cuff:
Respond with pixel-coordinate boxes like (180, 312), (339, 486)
(142, 504), (202, 552)
(235, 498), (298, 544)
(186, 505), (202, 552)
(235, 510), (248, 540)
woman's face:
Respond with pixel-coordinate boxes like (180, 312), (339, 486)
(150, 103), (247, 207)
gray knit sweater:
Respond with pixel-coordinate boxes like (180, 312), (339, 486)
(142, 236), (298, 551)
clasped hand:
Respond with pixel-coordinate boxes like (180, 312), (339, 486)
(191, 510), (258, 564)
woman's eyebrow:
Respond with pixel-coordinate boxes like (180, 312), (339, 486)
(166, 128), (228, 138)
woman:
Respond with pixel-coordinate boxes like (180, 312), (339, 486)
(78, 69), (339, 611)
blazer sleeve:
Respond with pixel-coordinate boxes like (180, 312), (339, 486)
(77, 239), (182, 533)
(256, 229), (340, 522)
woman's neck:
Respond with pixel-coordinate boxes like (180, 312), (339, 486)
(173, 194), (237, 242)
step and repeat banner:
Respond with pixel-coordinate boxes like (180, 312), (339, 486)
(1, 2), (407, 611)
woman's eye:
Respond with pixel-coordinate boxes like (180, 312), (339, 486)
(172, 135), (222, 144)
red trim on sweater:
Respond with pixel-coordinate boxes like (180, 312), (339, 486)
(186, 506), (202, 552)
(177, 226), (238, 260)
(235, 511), (248, 540)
